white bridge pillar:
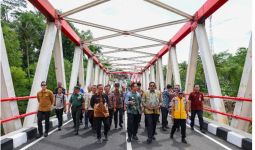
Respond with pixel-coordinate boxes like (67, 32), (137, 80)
(231, 36), (252, 131)
(165, 49), (173, 86)
(170, 46), (181, 89)
(185, 32), (198, 94)
(157, 58), (165, 92)
(94, 65), (100, 85)
(142, 72), (146, 90)
(195, 24), (228, 124)
(78, 53), (84, 88)
(85, 57), (93, 88)
(53, 30), (66, 91)
(68, 46), (82, 102)
(145, 70), (150, 90)
(150, 65), (155, 82)
(24, 22), (58, 127)
(1, 23), (22, 133)
(99, 69), (103, 84)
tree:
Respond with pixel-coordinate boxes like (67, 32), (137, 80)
(10, 67), (30, 114)
(13, 11), (45, 78)
(1, 0), (27, 22)
(2, 23), (22, 67)
(179, 61), (187, 88)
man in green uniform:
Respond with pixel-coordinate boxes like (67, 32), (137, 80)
(68, 86), (85, 135)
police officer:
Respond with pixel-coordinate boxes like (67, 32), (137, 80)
(68, 86), (85, 135)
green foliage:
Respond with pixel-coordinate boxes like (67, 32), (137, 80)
(1, 0), (27, 22)
(179, 61), (187, 89)
(64, 59), (72, 89)
(13, 11), (45, 74)
(2, 0), (248, 133)
(179, 49), (247, 95)
(46, 58), (57, 91)
(10, 67), (30, 114)
(10, 67), (30, 96)
(2, 23), (22, 67)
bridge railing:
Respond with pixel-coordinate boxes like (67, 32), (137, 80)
(0, 94), (71, 124)
(0, 94), (252, 124)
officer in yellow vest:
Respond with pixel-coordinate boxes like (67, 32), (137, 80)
(170, 90), (188, 144)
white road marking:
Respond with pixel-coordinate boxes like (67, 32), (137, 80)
(20, 116), (232, 150)
(20, 119), (73, 150)
(125, 111), (132, 150)
(186, 124), (232, 150)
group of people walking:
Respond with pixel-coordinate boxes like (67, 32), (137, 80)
(36, 80), (205, 144)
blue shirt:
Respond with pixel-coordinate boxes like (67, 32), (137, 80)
(162, 90), (174, 108)
(125, 91), (142, 114)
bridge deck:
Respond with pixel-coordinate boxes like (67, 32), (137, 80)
(19, 114), (241, 150)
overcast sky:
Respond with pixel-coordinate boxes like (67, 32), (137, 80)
(27, 0), (251, 70)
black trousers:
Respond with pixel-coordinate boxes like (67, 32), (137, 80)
(108, 109), (114, 128)
(84, 112), (89, 126)
(55, 108), (64, 128)
(71, 106), (82, 132)
(94, 117), (109, 139)
(145, 114), (159, 139)
(171, 119), (186, 139)
(37, 111), (50, 135)
(114, 108), (123, 127)
(87, 110), (94, 128)
(127, 113), (140, 138)
(190, 110), (204, 130)
(161, 107), (169, 128)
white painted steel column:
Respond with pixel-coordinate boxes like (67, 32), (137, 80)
(157, 58), (165, 92)
(99, 69), (103, 84)
(68, 46), (82, 100)
(165, 50), (173, 86)
(24, 22), (57, 127)
(1, 24), (22, 133)
(94, 65), (100, 85)
(150, 65), (155, 82)
(184, 32), (198, 94)
(142, 72), (146, 90)
(91, 64), (95, 84)
(78, 52), (84, 87)
(85, 57), (93, 88)
(105, 74), (109, 85)
(145, 70), (150, 90)
(155, 62), (160, 89)
(102, 71), (105, 85)
(170, 46), (181, 89)
(231, 36), (252, 131)
(53, 30), (66, 90)
(195, 24), (228, 124)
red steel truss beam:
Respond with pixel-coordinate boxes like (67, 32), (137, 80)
(28, 0), (107, 72)
(142, 0), (228, 72)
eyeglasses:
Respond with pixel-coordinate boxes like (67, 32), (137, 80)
(41, 84), (47, 86)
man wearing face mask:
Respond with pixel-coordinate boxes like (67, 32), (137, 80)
(91, 84), (110, 144)
(142, 82), (162, 144)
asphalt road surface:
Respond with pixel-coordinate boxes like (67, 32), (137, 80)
(20, 114), (241, 150)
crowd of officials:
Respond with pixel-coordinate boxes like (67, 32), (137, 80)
(36, 80), (205, 144)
